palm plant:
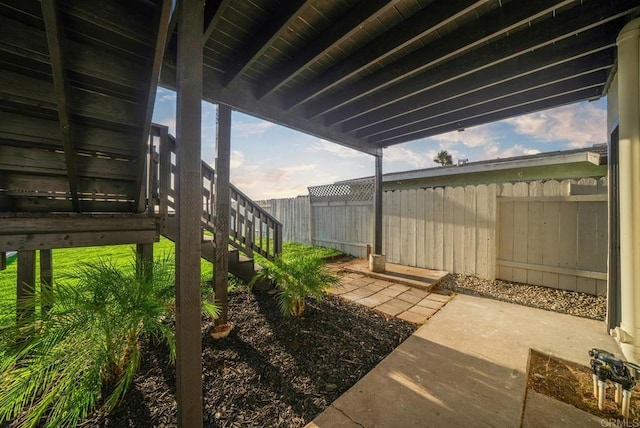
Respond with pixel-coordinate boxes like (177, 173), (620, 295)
(251, 255), (340, 317)
(0, 254), (182, 428)
(433, 149), (453, 166)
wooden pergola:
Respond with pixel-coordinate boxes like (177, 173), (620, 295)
(1, 0), (639, 426)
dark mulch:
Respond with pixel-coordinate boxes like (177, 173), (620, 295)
(86, 287), (416, 427)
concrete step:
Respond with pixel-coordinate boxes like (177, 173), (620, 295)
(340, 259), (448, 292)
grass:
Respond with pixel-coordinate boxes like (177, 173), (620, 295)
(0, 240), (339, 325)
(280, 242), (342, 261)
(0, 237), (213, 327)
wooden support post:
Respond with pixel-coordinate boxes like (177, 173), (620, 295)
(374, 148), (383, 255)
(175, 0), (203, 425)
(16, 250), (36, 324)
(136, 243), (154, 281)
(215, 104), (231, 326)
(0, 252), (6, 271)
(40, 249), (53, 315)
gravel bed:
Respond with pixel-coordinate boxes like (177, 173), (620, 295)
(439, 274), (606, 321)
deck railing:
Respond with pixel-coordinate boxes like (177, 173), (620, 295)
(147, 124), (282, 259)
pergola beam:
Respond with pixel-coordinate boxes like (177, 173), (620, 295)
(345, 27), (617, 135)
(41, 0), (80, 212)
(360, 51), (614, 141)
(311, 0), (636, 123)
(376, 87), (602, 147)
(283, 0), (485, 110)
(223, 0), (309, 88)
(255, 0), (399, 99)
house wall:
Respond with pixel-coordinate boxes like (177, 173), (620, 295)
(261, 178), (608, 295)
(383, 163), (606, 191)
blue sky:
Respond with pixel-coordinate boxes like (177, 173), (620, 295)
(153, 87), (607, 200)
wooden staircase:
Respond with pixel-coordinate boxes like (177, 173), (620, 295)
(147, 125), (282, 282)
(0, 2), (282, 281)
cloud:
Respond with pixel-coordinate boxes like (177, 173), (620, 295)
(230, 150), (244, 169)
(157, 117), (176, 135)
(308, 139), (370, 159)
(232, 120), (275, 137)
(484, 144), (540, 159)
(504, 102), (606, 148)
(384, 146), (431, 168)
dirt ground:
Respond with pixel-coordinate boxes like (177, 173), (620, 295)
(527, 349), (640, 420)
(83, 287), (416, 427)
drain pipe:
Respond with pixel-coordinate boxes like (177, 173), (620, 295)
(616, 17), (640, 364)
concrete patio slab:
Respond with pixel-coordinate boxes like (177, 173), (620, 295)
(522, 389), (602, 428)
(308, 295), (620, 428)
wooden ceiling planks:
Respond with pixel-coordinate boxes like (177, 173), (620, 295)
(0, 0), (167, 213)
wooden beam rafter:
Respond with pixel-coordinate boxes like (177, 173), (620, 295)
(282, 0), (485, 110)
(255, 0), (399, 99)
(344, 25), (617, 135)
(223, 0), (309, 88)
(203, 0), (230, 43)
(133, 0), (172, 213)
(376, 87), (602, 147)
(41, 0), (80, 212)
(309, 0), (636, 122)
(356, 49), (615, 140)
(370, 70), (608, 145)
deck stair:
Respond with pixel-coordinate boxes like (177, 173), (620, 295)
(148, 126), (282, 282)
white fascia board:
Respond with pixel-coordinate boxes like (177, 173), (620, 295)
(381, 151), (601, 183)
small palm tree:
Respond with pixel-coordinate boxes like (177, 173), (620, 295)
(433, 150), (453, 166)
(251, 255), (340, 317)
(0, 255), (180, 428)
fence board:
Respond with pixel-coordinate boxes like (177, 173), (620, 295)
(527, 183), (544, 286)
(404, 189), (417, 266)
(464, 185), (476, 275)
(443, 187), (455, 272)
(487, 184), (497, 279)
(433, 187), (444, 270)
(389, 191), (401, 263)
(511, 183), (529, 283)
(542, 202), (560, 288)
(498, 183), (514, 280)
(576, 202), (597, 294)
(558, 202), (578, 290)
(424, 188), (435, 269)
(453, 186), (465, 274)
(416, 188), (426, 267)
(476, 185), (489, 278)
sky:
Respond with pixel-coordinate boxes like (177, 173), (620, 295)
(152, 87), (608, 200)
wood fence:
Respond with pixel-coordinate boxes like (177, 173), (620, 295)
(257, 196), (311, 245)
(258, 178), (608, 295)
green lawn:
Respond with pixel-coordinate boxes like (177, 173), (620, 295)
(0, 237), (213, 326)
(0, 240), (340, 326)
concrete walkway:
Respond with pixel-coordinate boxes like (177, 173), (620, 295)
(308, 294), (621, 428)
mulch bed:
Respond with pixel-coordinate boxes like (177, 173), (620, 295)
(86, 287), (416, 427)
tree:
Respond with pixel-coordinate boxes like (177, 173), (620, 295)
(433, 150), (453, 166)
